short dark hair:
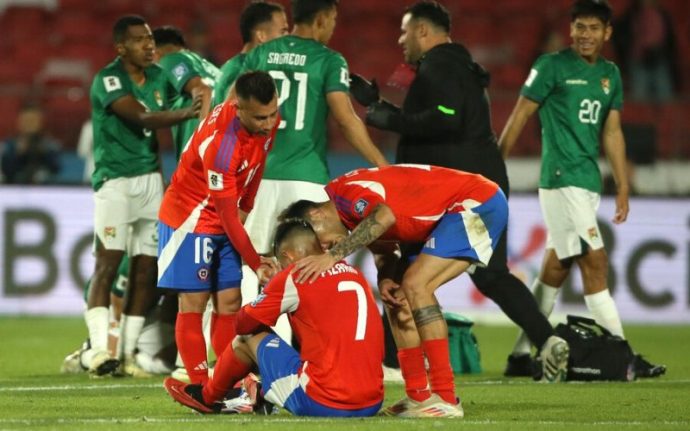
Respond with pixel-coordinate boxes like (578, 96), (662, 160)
(570, 0), (612, 24)
(279, 199), (319, 222)
(272, 219), (317, 256)
(240, 1), (285, 44)
(405, 1), (451, 33)
(235, 70), (277, 105)
(152, 25), (186, 47)
(113, 15), (147, 43)
(292, 0), (338, 25)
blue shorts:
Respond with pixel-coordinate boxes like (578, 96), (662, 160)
(156, 222), (242, 292)
(256, 335), (382, 417)
(409, 189), (508, 266)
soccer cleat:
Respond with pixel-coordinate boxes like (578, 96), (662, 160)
(382, 365), (405, 383)
(504, 353), (537, 377)
(88, 350), (120, 377)
(114, 355), (152, 378)
(239, 373), (276, 415)
(539, 335), (569, 383)
(61, 349), (87, 374)
(171, 367), (191, 383)
(220, 390), (254, 414)
(399, 394), (464, 418)
(379, 397), (419, 417)
(163, 377), (220, 414)
(634, 355), (666, 378)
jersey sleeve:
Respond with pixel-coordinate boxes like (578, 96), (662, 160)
(610, 64), (624, 111)
(323, 52), (350, 94)
(242, 269), (299, 327)
(520, 54), (556, 104)
(201, 125), (242, 201)
(160, 52), (200, 94)
(92, 69), (132, 109)
(326, 179), (386, 222)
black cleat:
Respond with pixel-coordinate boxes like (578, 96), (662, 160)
(634, 355), (666, 378)
(504, 353), (538, 377)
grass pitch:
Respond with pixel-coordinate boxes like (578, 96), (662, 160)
(1, 317), (689, 430)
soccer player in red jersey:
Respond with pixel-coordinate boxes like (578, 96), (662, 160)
(282, 164), (514, 418)
(157, 71), (280, 384)
(164, 219), (384, 417)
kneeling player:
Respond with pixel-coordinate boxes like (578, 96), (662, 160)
(164, 219), (384, 417)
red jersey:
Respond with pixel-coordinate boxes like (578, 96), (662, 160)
(159, 102), (276, 234)
(326, 164), (499, 242)
(243, 261), (384, 410)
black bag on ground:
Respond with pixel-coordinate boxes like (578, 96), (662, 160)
(555, 315), (636, 381)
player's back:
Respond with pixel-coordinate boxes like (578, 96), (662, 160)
(242, 35), (350, 183)
(290, 262), (384, 410)
(327, 164), (500, 241)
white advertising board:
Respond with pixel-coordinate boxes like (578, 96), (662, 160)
(0, 187), (688, 322)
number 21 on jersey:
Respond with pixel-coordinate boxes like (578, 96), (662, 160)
(269, 70), (308, 131)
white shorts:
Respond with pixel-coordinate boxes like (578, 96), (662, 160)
(94, 172), (163, 256)
(539, 186), (604, 260)
(244, 179), (328, 254)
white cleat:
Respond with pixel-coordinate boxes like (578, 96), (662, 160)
(540, 335), (569, 383)
(60, 349), (86, 374)
(379, 397), (419, 416)
(399, 394), (464, 418)
(88, 350), (119, 377)
(115, 355), (152, 378)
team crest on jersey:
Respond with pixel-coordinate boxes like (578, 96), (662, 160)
(354, 198), (369, 216)
(208, 169), (224, 190)
(154, 90), (163, 107)
(197, 267), (209, 281)
(601, 78), (610, 95)
(104, 226), (116, 239)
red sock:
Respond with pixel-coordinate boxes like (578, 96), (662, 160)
(422, 338), (456, 404)
(397, 346), (430, 402)
(176, 312), (209, 384)
(202, 345), (252, 405)
(211, 312), (237, 360)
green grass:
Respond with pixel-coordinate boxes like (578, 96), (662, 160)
(1, 317), (689, 430)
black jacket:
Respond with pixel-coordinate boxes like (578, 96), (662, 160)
(391, 43), (508, 192)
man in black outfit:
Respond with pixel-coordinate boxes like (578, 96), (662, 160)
(350, 0), (560, 378)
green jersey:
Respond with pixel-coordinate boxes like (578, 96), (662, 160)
(214, 53), (246, 107)
(241, 35), (350, 184)
(159, 50), (220, 160)
(90, 58), (171, 190)
(521, 48), (623, 193)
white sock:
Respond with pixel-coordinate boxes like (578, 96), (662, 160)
(512, 279), (561, 355)
(117, 315), (146, 358)
(85, 307), (109, 353)
(202, 300), (213, 351)
(585, 289), (625, 338)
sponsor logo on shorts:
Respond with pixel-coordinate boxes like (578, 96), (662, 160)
(197, 267), (209, 281)
(104, 226), (116, 239)
(354, 198), (368, 216)
(588, 227), (599, 240)
(425, 237), (436, 249)
(265, 338), (280, 348)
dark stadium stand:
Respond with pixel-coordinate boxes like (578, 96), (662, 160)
(0, 0), (688, 162)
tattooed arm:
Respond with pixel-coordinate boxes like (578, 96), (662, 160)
(292, 204), (397, 283)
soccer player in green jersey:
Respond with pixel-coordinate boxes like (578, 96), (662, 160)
(85, 15), (201, 378)
(214, 2), (289, 107)
(235, 0), (389, 332)
(153, 26), (221, 160)
(499, 0), (664, 378)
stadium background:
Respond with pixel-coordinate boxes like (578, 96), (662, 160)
(1, 0), (689, 323)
